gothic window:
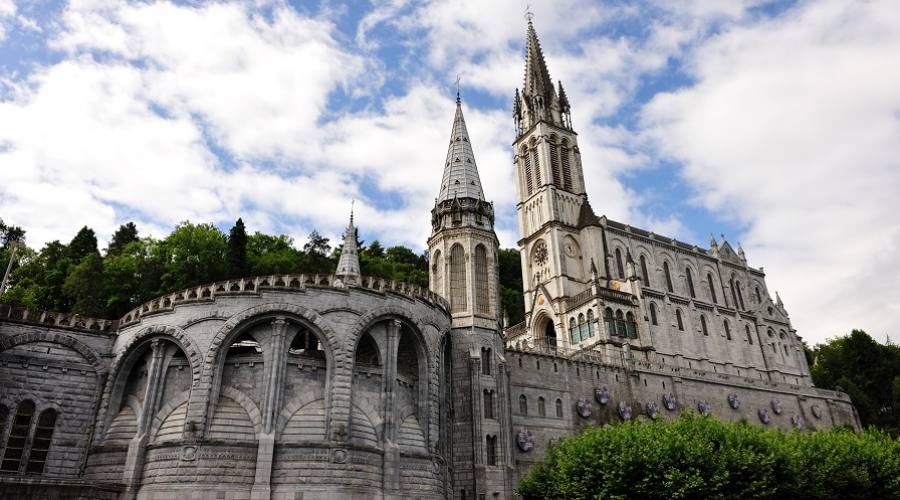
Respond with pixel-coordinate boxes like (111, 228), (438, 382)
(755, 286), (762, 304)
(522, 146), (533, 195)
(531, 148), (541, 186)
(569, 317), (578, 344)
(483, 390), (494, 419)
(481, 347), (492, 375)
(676, 309), (685, 331)
(663, 262), (674, 292)
(561, 138), (572, 190)
(538, 397), (546, 417)
(650, 303), (658, 326)
(640, 255), (651, 286)
(784, 344), (790, 356)
(586, 309), (595, 338)
(625, 312), (637, 339)
(746, 325), (753, 345)
(519, 395), (528, 415)
(486, 435), (497, 466)
(25, 409), (57, 474)
(685, 268), (696, 298)
(604, 308), (615, 336)
(700, 315), (709, 336)
(475, 245), (490, 315)
(736, 282), (746, 310)
(450, 244), (467, 313)
(730, 277), (739, 309)
(555, 398), (563, 418)
(615, 249), (625, 279)
(578, 313), (586, 342)
(432, 250), (443, 295)
(549, 137), (562, 187)
(1, 400), (35, 472)
(724, 320), (732, 341)
(707, 273), (718, 304)
(615, 310), (626, 337)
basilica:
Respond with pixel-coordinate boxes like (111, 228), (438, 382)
(0, 20), (858, 500)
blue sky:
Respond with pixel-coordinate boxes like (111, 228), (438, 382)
(1, 0), (899, 344)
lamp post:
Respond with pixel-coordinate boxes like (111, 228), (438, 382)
(1, 239), (22, 296)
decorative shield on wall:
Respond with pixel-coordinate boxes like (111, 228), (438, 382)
(811, 404), (822, 419)
(662, 393), (677, 411)
(516, 429), (535, 452)
(577, 398), (593, 418)
(645, 401), (659, 420)
(594, 385), (611, 405)
(791, 415), (804, 429)
(618, 401), (632, 421)
(727, 393), (741, 410)
(697, 400), (711, 416)
(771, 399), (783, 415)
(758, 408), (771, 425)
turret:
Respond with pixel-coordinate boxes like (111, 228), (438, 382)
(335, 203), (360, 286)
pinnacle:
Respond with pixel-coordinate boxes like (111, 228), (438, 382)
(436, 96), (485, 203)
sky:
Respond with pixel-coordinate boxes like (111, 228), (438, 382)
(0, 0), (898, 345)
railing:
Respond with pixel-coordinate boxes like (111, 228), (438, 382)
(503, 321), (527, 340)
(0, 304), (118, 333)
(566, 285), (636, 310)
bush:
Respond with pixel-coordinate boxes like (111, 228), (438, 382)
(517, 414), (900, 500)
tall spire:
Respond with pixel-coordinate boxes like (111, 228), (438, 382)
(523, 18), (555, 100)
(335, 201), (360, 286)
(515, 17), (570, 133)
(436, 94), (485, 202)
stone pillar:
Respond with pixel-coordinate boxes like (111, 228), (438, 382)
(382, 320), (401, 492)
(252, 317), (287, 500)
(122, 339), (166, 498)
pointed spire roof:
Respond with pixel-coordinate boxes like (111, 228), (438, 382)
(437, 96), (485, 202)
(523, 19), (555, 99)
(335, 202), (360, 285)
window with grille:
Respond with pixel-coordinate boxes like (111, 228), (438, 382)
(561, 140), (572, 190)
(550, 141), (561, 187)
(475, 245), (490, 315)
(486, 435), (497, 466)
(531, 149), (541, 186)
(523, 148), (533, 195)
(25, 409), (57, 474)
(625, 312), (637, 339)
(586, 309), (595, 338)
(1, 400), (35, 472)
(450, 244), (467, 313)
(569, 318), (578, 344)
(605, 308), (615, 336)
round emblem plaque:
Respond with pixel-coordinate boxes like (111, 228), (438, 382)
(811, 404), (822, 419)
(697, 400), (711, 416)
(576, 398), (593, 418)
(645, 401), (659, 420)
(662, 393), (677, 411)
(595, 385), (611, 405)
(771, 399), (783, 415)
(727, 393), (741, 410)
(758, 408), (771, 425)
(516, 429), (535, 452)
(618, 401), (632, 421)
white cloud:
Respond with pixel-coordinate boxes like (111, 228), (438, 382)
(0, 0), (16, 43)
(642, 0), (900, 343)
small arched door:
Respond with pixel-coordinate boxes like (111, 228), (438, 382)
(544, 320), (557, 348)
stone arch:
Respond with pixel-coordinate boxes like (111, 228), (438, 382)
(277, 392), (328, 438)
(351, 305), (446, 360)
(148, 389), (191, 442)
(0, 331), (105, 374)
(219, 386), (262, 437)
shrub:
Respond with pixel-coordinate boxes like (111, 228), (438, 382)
(517, 414), (900, 500)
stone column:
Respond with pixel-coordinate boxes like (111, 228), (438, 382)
(252, 317), (287, 500)
(382, 320), (401, 492)
(122, 339), (166, 497)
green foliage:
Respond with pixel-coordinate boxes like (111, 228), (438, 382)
(63, 253), (105, 317)
(227, 218), (249, 278)
(246, 232), (302, 276)
(518, 414), (900, 500)
(68, 226), (99, 262)
(106, 222), (139, 256)
(811, 330), (900, 435)
(155, 222), (228, 291)
(498, 248), (524, 325)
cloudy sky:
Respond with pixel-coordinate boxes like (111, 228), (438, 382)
(1, 0), (898, 344)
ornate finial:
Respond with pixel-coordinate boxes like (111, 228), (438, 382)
(525, 4), (534, 23)
(455, 74), (461, 103)
(350, 199), (355, 226)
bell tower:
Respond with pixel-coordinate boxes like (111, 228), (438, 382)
(513, 18), (607, 344)
(427, 92), (513, 499)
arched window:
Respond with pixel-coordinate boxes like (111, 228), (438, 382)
(784, 344), (789, 356)
(675, 309), (685, 331)
(615, 310), (626, 337)
(538, 397), (546, 417)
(449, 244), (467, 313)
(569, 317), (578, 344)
(625, 312), (637, 338)
(26, 409), (57, 474)
(615, 249), (625, 279)
(519, 395), (528, 415)
(685, 268), (696, 298)
(700, 315), (708, 336)
(755, 286), (762, 303)
(481, 347), (492, 375)
(745, 325), (753, 345)
(483, 390), (494, 419)
(736, 281), (745, 310)
(523, 147), (534, 195)
(432, 250), (443, 295)
(486, 435), (497, 466)
(724, 320), (732, 340)
(664, 262), (674, 292)
(730, 277), (739, 309)
(586, 309), (595, 337)
(1, 400), (35, 472)
(604, 308), (615, 336)
(561, 138), (572, 190)
(707, 273), (718, 304)
(475, 245), (490, 314)
(650, 303), (658, 325)
(549, 137), (561, 187)
(531, 148), (541, 186)
(578, 313), (586, 341)
(640, 255), (651, 286)
(555, 398), (563, 418)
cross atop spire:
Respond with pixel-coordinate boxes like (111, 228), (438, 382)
(436, 94), (485, 203)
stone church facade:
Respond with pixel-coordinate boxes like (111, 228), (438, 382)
(0, 20), (857, 500)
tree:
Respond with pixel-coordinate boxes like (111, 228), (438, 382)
(106, 222), (139, 256)
(69, 226), (98, 262)
(247, 232), (302, 275)
(365, 240), (385, 259)
(103, 238), (163, 318)
(0, 218), (26, 248)
(498, 248), (525, 325)
(227, 218), (249, 278)
(300, 230), (333, 273)
(155, 222), (227, 291)
(63, 253), (105, 317)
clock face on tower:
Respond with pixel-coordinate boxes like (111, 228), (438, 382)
(533, 241), (548, 266)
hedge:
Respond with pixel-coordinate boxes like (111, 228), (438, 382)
(517, 414), (900, 500)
